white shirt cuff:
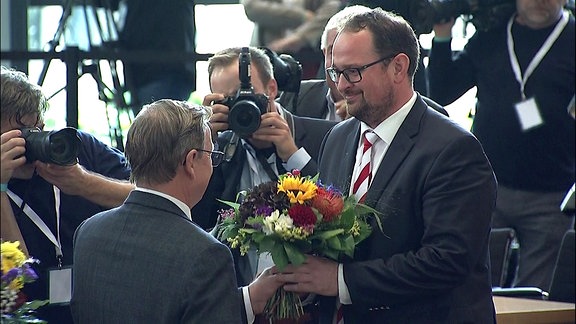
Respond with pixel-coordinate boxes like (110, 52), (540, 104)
(338, 263), (352, 304)
(242, 286), (255, 323)
(284, 147), (311, 172)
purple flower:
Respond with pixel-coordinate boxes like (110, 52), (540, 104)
(256, 205), (274, 217)
(2, 268), (20, 284)
(22, 264), (38, 282)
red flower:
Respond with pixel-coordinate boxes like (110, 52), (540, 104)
(311, 187), (344, 222)
(288, 205), (316, 227)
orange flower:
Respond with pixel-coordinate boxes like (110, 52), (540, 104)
(311, 187), (344, 222)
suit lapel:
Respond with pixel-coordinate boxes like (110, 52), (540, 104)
(364, 96), (427, 205)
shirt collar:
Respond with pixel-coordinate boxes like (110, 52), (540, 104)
(134, 187), (192, 221)
(360, 92), (416, 145)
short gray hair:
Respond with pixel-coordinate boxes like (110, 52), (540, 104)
(125, 99), (212, 185)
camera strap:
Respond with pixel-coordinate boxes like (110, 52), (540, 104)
(7, 187), (64, 265)
(255, 151), (280, 182)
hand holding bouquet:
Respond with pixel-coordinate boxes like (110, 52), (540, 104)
(215, 170), (380, 321)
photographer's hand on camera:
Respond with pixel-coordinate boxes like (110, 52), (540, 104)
(251, 104), (298, 162)
(1, 130), (30, 183)
(204, 93), (230, 138)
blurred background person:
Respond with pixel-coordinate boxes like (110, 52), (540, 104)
(242, 0), (341, 79)
(1, 66), (133, 323)
(428, 0), (575, 290)
(116, 0), (196, 115)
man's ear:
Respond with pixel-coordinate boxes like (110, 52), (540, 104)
(267, 78), (279, 101)
(183, 150), (197, 177)
(391, 53), (410, 83)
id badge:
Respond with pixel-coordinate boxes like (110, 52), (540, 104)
(48, 266), (72, 305)
(515, 97), (543, 131)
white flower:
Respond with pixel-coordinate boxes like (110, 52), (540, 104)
(274, 213), (294, 233)
(262, 210), (294, 235)
(263, 210), (281, 235)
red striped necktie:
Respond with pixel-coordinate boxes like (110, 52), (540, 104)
(352, 130), (378, 203)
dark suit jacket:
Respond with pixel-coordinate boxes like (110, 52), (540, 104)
(316, 94), (497, 323)
(278, 79), (449, 119)
(279, 79), (330, 119)
(71, 191), (246, 324)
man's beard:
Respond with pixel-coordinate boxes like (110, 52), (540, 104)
(349, 89), (395, 127)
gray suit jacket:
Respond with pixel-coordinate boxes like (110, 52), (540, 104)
(315, 94), (497, 323)
(71, 191), (245, 324)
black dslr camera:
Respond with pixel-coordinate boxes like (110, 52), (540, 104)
(21, 127), (81, 166)
(220, 47), (269, 137)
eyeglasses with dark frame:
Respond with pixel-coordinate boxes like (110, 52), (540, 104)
(326, 53), (398, 84)
(182, 148), (225, 167)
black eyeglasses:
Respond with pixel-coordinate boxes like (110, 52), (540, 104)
(183, 148), (225, 167)
(326, 53), (398, 84)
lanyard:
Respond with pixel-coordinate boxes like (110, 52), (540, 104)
(7, 186), (64, 267)
(507, 10), (569, 100)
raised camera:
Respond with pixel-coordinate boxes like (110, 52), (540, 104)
(21, 127), (81, 166)
(220, 47), (269, 137)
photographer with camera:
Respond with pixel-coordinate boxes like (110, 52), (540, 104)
(192, 47), (336, 286)
(428, 0), (575, 291)
(0, 66), (133, 323)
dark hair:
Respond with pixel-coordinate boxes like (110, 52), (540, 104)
(340, 8), (420, 79)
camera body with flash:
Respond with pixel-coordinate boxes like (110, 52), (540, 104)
(220, 47), (270, 137)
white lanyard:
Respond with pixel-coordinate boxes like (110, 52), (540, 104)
(507, 10), (569, 100)
(7, 186), (64, 266)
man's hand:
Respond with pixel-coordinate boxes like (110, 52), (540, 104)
(34, 162), (89, 195)
(251, 105), (298, 162)
(1, 130), (28, 183)
(268, 35), (305, 54)
(203, 93), (230, 138)
(248, 266), (284, 314)
(278, 255), (339, 297)
(335, 100), (350, 120)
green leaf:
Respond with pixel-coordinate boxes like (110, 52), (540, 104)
(216, 199), (240, 211)
(271, 243), (289, 271)
(323, 248), (339, 260)
(259, 235), (276, 252)
(327, 236), (341, 250)
(341, 235), (356, 258)
(24, 300), (50, 310)
(313, 229), (344, 240)
(284, 243), (306, 266)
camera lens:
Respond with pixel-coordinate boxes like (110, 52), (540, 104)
(22, 127), (81, 166)
(48, 129), (80, 165)
(228, 100), (263, 137)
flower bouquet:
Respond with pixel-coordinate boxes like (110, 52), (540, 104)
(215, 170), (380, 321)
(1, 241), (49, 324)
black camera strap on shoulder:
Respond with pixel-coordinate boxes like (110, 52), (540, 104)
(255, 151), (280, 182)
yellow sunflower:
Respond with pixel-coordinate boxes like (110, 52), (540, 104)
(277, 175), (317, 204)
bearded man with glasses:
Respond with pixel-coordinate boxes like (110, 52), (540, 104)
(276, 8), (498, 323)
